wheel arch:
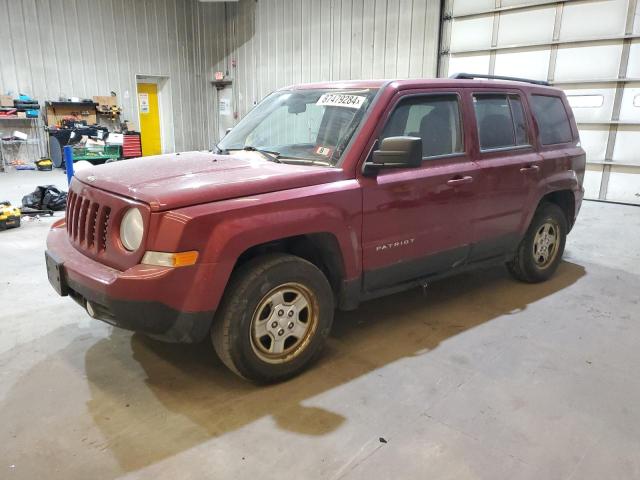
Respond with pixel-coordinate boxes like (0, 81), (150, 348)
(539, 189), (576, 231)
(233, 233), (348, 299)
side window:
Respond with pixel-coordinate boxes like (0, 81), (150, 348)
(473, 93), (530, 150)
(381, 95), (463, 158)
(531, 94), (573, 145)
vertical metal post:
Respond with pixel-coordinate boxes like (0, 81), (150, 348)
(488, 0), (501, 75)
(598, 0), (637, 200)
(64, 146), (74, 185)
(437, 0), (453, 78)
(547, 2), (564, 84)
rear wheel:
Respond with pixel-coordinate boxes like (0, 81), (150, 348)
(507, 202), (567, 283)
(212, 254), (334, 383)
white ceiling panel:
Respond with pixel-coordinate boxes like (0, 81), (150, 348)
(494, 48), (551, 80)
(443, 0), (640, 203)
(564, 86), (616, 122)
(451, 0), (495, 17)
(447, 53), (491, 76)
(619, 84), (640, 122)
(583, 165), (604, 199)
(555, 43), (622, 80)
(578, 127), (610, 161)
(450, 16), (494, 51)
(560, 0), (629, 40)
(497, 6), (556, 46)
(612, 126), (640, 164)
(606, 167), (640, 204)
(627, 41), (640, 78)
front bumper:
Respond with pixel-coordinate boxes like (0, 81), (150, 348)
(46, 224), (215, 343)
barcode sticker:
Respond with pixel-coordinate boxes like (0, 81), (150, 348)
(316, 93), (366, 109)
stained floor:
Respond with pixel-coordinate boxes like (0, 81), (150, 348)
(1, 170), (639, 479)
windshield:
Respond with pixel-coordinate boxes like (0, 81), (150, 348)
(218, 88), (378, 166)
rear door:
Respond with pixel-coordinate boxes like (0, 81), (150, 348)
(360, 90), (480, 291)
(467, 89), (542, 262)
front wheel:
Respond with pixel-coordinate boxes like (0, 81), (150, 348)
(212, 254), (334, 383)
(507, 202), (567, 283)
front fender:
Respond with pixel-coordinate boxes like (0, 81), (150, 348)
(147, 180), (363, 312)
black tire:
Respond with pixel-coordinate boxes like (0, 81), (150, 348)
(507, 202), (567, 283)
(211, 253), (334, 383)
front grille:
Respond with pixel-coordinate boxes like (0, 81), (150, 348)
(66, 190), (111, 254)
(65, 180), (148, 271)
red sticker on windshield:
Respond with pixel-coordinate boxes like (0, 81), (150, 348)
(315, 146), (333, 157)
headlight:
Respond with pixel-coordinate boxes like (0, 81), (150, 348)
(120, 208), (144, 251)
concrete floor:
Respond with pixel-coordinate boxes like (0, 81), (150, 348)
(1, 169), (640, 479)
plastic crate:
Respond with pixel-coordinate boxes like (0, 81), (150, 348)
(72, 145), (120, 162)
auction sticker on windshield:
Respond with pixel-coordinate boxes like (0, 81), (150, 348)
(316, 93), (366, 109)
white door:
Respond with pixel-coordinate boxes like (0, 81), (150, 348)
(441, 0), (640, 204)
(217, 86), (235, 141)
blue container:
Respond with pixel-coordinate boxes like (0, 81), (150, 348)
(64, 146), (74, 185)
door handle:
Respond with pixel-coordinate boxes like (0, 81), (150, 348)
(520, 165), (540, 174)
(447, 175), (474, 186)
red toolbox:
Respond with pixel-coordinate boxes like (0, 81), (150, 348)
(122, 132), (142, 158)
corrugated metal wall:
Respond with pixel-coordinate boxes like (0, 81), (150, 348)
(221, 0), (441, 134)
(0, 0), (441, 151)
(0, 0), (226, 153)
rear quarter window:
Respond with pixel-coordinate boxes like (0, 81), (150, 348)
(531, 94), (573, 145)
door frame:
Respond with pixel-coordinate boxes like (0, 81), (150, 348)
(215, 84), (235, 142)
(135, 74), (174, 154)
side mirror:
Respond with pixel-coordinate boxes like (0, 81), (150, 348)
(363, 136), (422, 176)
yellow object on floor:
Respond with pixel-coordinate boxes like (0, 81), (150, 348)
(0, 201), (21, 230)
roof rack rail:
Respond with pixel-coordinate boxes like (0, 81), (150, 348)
(449, 73), (550, 86)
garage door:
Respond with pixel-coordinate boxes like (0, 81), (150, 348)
(439, 0), (640, 204)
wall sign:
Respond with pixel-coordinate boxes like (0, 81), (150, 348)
(219, 98), (231, 116)
(139, 93), (150, 114)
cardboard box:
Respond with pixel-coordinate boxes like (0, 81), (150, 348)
(0, 95), (13, 107)
(106, 133), (124, 145)
(92, 95), (117, 107)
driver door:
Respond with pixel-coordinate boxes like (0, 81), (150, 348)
(360, 91), (480, 291)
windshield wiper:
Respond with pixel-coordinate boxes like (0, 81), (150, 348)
(219, 148), (331, 166)
(278, 156), (333, 167)
(233, 146), (282, 163)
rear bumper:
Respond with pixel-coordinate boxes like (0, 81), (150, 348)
(46, 223), (215, 343)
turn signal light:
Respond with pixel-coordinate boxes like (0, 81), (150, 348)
(141, 250), (199, 267)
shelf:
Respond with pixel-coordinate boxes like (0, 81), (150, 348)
(586, 160), (640, 168)
(1, 139), (40, 145)
(577, 120), (640, 126)
(448, 34), (640, 55)
(0, 116), (37, 121)
(448, 0), (577, 20)
(46, 101), (96, 107)
(551, 78), (640, 85)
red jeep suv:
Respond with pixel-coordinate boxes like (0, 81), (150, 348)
(46, 74), (585, 382)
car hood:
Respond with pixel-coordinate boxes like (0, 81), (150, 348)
(74, 151), (343, 211)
